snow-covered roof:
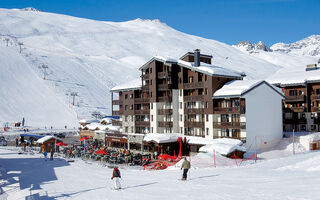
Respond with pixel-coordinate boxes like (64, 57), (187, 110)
(36, 136), (61, 144)
(79, 119), (100, 124)
(139, 56), (244, 78)
(268, 68), (320, 86)
(143, 133), (180, 144)
(300, 132), (320, 143)
(198, 138), (246, 155)
(110, 78), (142, 92)
(213, 80), (284, 98)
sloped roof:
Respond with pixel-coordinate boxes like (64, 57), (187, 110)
(213, 80), (284, 99)
(110, 78), (142, 92)
(268, 68), (320, 86)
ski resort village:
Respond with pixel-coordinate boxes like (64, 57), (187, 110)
(0, 3), (320, 200)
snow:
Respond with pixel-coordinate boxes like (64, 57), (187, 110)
(1, 146), (320, 199)
(36, 135), (61, 144)
(143, 133), (180, 144)
(199, 138), (245, 155)
(110, 78), (142, 92)
(79, 119), (100, 124)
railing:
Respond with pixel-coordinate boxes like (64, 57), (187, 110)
(213, 107), (245, 114)
(112, 120), (122, 126)
(291, 107), (306, 112)
(112, 100), (121, 105)
(158, 96), (172, 102)
(135, 97), (150, 103)
(183, 82), (204, 89)
(312, 95), (320, 100)
(158, 121), (173, 127)
(135, 121), (150, 126)
(184, 108), (204, 114)
(134, 110), (150, 115)
(213, 122), (246, 129)
(285, 95), (305, 102)
(158, 109), (173, 115)
(184, 121), (204, 128)
(158, 84), (172, 90)
(158, 71), (169, 78)
(112, 111), (120, 116)
(183, 95), (204, 102)
(141, 74), (150, 80)
(142, 85), (150, 90)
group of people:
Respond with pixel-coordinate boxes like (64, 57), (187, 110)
(109, 157), (191, 190)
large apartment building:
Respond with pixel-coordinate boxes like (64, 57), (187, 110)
(270, 62), (320, 132)
(111, 49), (244, 139)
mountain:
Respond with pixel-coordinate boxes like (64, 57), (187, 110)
(271, 35), (320, 56)
(0, 8), (317, 127)
(234, 41), (271, 53)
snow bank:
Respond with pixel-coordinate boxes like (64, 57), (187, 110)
(199, 138), (245, 155)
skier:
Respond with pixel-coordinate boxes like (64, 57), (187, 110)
(181, 157), (191, 180)
(50, 149), (54, 160)
(15, 137), (19, 147)
(111, 166), (121, 190)
(43, 151), (48, 161)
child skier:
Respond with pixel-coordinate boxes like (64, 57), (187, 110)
(43, 151), (48, 161)
(111, 166), (121, 190)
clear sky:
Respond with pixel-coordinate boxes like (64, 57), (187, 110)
(0, 0), (319, 46)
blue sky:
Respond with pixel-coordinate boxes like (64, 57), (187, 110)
(0, 0), (319, 46)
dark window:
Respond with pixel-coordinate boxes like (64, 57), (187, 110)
(125, 94), (128, 99)
(289, 90), (297, 96)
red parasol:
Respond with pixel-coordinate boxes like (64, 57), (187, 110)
(178, 137), (182, 157)
(95, 150), (107, 155)
(56, 142), (67, 146)
(79, 136), (89, 141)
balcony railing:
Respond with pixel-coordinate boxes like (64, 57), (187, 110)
(158, 71), (169, 79)
(158, 109), (173, 115)
(112, 120), (122, 126)
(112, 100), (121, 105)
(158, 121), (173, 127)
(213, 122), (246, 129)
(112, 111), (120, 116)
(285, 95), (305, 102)
(184, 121), (204, 128)
(183, 95), (204, 102)
(312, 107), (320, 112)
(135, 121), (150, 127)
(141, 74), (150, 80)
(158, 96), (172, 102)
(184, 108), (204, 114)
(312, 95), (320, 100)
(158, 84), (172, 91)
(291, 107), (306, 112)
(183, 82), (204, 89)
(135, 97), (150, 103)
(213, 107), (245, 114)
(142, 85), (150, 91)
(134, 110), (150, 115)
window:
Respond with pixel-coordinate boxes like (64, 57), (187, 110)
(180, 115), (183, 121)
(221, 100), (228, 108)
(206, 102), (209, 108)
(180, 127), (183, 133)
(206, 128), (209, 136)
(205, 88), (208, 95)
(206, 114), (209, 122)
(289, 90), (298, 96)
(125, 94), (128, 99)
(130, 94), (133, 98)
(151, 115), (153, 122)
(205, 75), (207, 81)
(221, 114), (229, 122)
(180, 102), (182, 109)
(125, 105), (128, 110)
(131, 127), (133, 133)
(151, 103), (153, 109)
(150, 68), (152, 73)
(125, 127), (128, 133)
(151, 127), (153, 133)
(232, 99), (240, 107)
(130, 105), (133, 110)
(151, 80), (152, 85)
(180, 89), (182, 96)
(189, 76), (193, 83)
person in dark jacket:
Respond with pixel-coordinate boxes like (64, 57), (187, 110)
(50, 149), (54, 160)
(111, 166), (121, 189)
(181, 157), (191, 180)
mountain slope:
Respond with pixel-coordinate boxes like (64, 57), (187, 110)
(0, 8), (317, 127)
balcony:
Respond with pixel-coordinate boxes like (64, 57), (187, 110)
(312, 95), (320, 100)
(158, 71), (170, 79)
(158, 96), (172, 102)
(112, 120), (122, 126)
(158, 109), (173, 115)
(285, 95), (305, 102)
(184, 121), (204, 128)
(184, 95), (204, 102)
(312, 107), (320, 112)
(135, 121), (150, 127)
(158, 121), (173, 127)
(183, 82), (204, 89)
(291, 107), (306, 112)
(142, 85), (150, 91)
(141, 74), (149, 80)
(112, 111), (120, 116)
(158, 84), (172, 91)
(135, 97), (150, 103)
(184, 108), (204, 114)
(213, 122), (246, 129)
(134, 110), (150, 115)
(112, 100), (121, 105)
(213, 107), (245, 114)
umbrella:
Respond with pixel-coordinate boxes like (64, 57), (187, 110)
(79, 136), (89, 141)
(56, 142), (67, 146)
(95, 150), (107, 155)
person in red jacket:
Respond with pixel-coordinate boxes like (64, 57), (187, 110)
(111, 166), (121, 190)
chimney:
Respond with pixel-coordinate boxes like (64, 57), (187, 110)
(194, 49), (200, 67)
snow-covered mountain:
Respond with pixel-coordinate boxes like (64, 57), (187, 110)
(0, 8), (318, 128)
(234, 41), (271, 53)
(271, 35), (320, 56)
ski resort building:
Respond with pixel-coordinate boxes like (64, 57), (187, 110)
(269, 62), (320, 132)
(110, 49), (284, 151)
(212, 80), (284, 150)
